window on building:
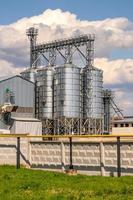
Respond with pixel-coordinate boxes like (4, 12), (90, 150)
(120, 124), (124, 127)
(114, 124), (118, 127)
(125, 123), (129, 127)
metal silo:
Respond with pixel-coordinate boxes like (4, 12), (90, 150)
(54, 63), (82, 134)
(103, 89), (112, 133)
(83, 67), (103, 134)
(21, 68), (37, 83)
(36, 66), (54, 134)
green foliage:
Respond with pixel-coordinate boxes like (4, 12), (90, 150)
(0, 165), (133, 200)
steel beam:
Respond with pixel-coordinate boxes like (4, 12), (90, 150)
(33, 35), (95, 53)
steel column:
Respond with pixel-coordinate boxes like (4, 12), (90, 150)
(117, 136), (121, 177)
(16, 137), (20, 169)
(69, 137), (73, 169)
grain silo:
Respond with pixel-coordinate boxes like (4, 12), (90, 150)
(23, 28), (118, 135)
(21, 68), (37, 83)
(82, 67), (103, 134)
(36, 66), (54, 134)
(54, 63), (82, 134)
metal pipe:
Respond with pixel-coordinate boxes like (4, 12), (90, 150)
(69, 137), (73, 169)
(16, 137), (20, 169)
(117, 136), (121, 177)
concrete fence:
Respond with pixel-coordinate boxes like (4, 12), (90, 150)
(0, 135), (133, 176)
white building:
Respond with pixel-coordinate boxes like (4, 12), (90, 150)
(112, 117), (133, 135)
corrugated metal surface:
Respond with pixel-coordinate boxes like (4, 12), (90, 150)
(21, 68), (37, 83)
(103, 89), (112, 132)
(54, 64), (82, 118)
(83, 67), (103, 118)
(36, 66), (54, 119)
(0, 76), (34, 107)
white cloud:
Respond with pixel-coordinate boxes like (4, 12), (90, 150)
(0, 9), (132, 65)
(112, 89), (133, 116)
(95, 58), (133, 84)
(0, 59), (21, 76)
(0, 9), (133, 61)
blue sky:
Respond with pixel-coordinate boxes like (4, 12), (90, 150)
(0, 0), (133, 24)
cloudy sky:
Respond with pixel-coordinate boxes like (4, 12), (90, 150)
(0, 0), (133, 116)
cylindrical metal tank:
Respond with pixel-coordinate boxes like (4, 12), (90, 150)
(54, 63), (82, 118)
(103, 89), (113, 133)
(36, 66), (54, 119)
(83, 67), (103, 118)
(21, 68), (37, 83)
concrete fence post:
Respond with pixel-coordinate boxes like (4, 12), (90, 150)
(100, 141), (105, 176)
(61, 141), (65, 171)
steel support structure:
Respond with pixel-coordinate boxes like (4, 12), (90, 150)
(42, 119), (54, 134)
(103, 89), (123, 134)
(54, 117), (81, 135)
(86, 39), (94, 66)
(103, 90), (112, 133)
(26, 27), (38, 68)
(83, 118), (103, 134)
(27, 28), (101, 135)
(27, 30), (95, 68)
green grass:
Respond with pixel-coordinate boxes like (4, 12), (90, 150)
(0, 166), (133, 200)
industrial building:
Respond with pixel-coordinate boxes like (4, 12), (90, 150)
(112, 116), (133, 135)
(21, 27), (119, 135)
(0, 27), (123, 135)
(0, 75), (42, 134)
(0, 75), (34, 112)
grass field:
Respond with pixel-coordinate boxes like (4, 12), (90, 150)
(0, 166), (133, 200)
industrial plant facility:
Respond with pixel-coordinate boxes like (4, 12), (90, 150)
(0, 27), (123, 135)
